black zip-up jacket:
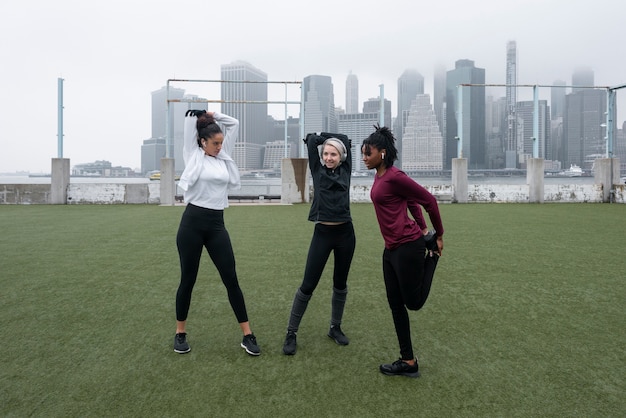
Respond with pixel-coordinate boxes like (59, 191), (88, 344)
(305, 132), (352, 223)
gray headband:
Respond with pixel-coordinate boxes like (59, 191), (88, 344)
(319, 138), (347, 163)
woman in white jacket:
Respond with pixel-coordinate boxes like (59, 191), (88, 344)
(173, 109), (260, 356)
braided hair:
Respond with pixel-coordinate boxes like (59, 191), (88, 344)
(196, 113), (222, 148)
(361, 124), (397, 168)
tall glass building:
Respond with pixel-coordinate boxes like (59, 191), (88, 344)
(396, 69), (425, 165)
(401, 94), (443, 171)
(221, 61), (269, 170)
(302, 75), (337, 135)
(445, 59), (486, 170)
(345, 72), (359, 114)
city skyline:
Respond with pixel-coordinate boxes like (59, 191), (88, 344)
(1, 0), (625, 173)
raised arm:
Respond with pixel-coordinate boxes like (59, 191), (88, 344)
(305, 133), (324, 172)
(182, 115), (199, 165)
(213, 112), (239, 157)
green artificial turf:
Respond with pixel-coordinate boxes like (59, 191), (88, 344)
(0, 203), (624, 417)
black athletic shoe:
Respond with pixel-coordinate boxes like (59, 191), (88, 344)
(379, 358), (420, 378)
(282, 331), (297, 355)
(241, 333), (261, 356)
(174, 332), (191, 354)
(328, 325), (350, 345)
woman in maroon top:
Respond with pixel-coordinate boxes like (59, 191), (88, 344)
(361, 124), (444, 378)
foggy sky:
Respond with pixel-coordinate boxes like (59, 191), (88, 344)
(1, 0), (624, 173)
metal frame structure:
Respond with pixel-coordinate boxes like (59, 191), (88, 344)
(457, 83), (622, 160)
(165, 78), (303, 159)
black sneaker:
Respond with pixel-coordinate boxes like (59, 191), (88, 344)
(282, 331), (297, 355)
(241, 333), (261, 356)
(379, 358), (420, 378)
(328, 325), (349, 345)
(174, 332), (191, 354)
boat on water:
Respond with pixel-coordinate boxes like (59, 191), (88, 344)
(148, 171), (180, 181)
(561, 164), (583, 177)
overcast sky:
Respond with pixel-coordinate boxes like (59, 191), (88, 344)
(1, 0), (624, 173)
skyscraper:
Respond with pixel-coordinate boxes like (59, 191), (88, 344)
(401, 94), (443, 171)
(345, 72), (359, 114)
(516, 100), (550, 162)
(505, 41), (518, 168)
(143, 86), (206, 174)
(221, 61), (269, 170)
(338, 112), (379, 172)
(445, 59), (486, 169)
(433, 64), (447, 137)
(551, 80), (567, 120)
(302, 75), (337, 135)
(362, 97), (392, 127)
(564, 88), (606, 169)
(572, 67), (594, 93)
(396, 69), (425, 165)
(151, 85), (185, 141)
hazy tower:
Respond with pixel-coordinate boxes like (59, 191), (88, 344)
(433, 64), (446, 137)
(345, 72), (359, 114)
(505, 41), (518, 168)
(445, 59), (486, 169)
(572, 67), (594, 93)
(302, 75), (337, 134)
(551, 80), (566, 120)
(221, 61), (268, 170)
(396, 69), (425, 164)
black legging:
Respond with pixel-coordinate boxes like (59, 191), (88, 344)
(299, 222), (356, 295)
(175, 204), (248, 323)
(382, 236), (438, 360)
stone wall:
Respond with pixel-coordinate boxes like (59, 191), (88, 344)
(1, 182), (624, 204)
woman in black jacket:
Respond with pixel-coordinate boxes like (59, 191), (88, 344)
(282, 133), (355, 355)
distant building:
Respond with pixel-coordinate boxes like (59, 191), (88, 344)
(563, 88), (607, 170)
(362, 97), (392, 128)
(338, 112), (379, 172)
(505, 41), (518, 168)
(433, 64), (447, 138)
(221, 61), (269, 170)
(572, 67), (594, 93)
(551, 80), (567, 120)
(401, 94), (443, 171)
(141, 138), (168, 174)
(516, 100), (551, 164)
(396, 69), (425, 165)
(73, 160), (135, 177)
(263, 141), (291, 170)
(445, 59), (486, 170)
(143, 86), (207, 174)
(271, 116), (301, 159)
(302, 75), (337, 135)
(486, 95), (506, 169)
(345, 72), (359, 114)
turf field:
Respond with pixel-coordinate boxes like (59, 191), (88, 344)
(1, 203), (624, 417)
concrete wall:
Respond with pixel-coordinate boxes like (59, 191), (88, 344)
(1, 182), (624, 205)
(349, 183), (620, 204)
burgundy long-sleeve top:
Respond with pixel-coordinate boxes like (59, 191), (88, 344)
(370, 166), (444, 250)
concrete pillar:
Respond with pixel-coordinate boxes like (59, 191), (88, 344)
(51, 158), (70, 204)
(527, 158), (544, 203)
(160, 158), (176, 206)
(281, 158), (309, 204)
(593, 158), (620, 202)
(451, 158), (467, 203)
